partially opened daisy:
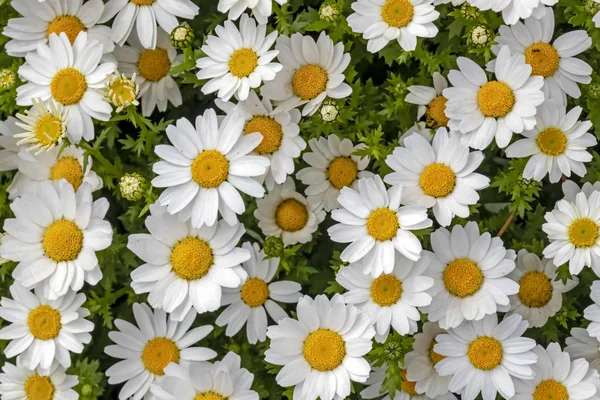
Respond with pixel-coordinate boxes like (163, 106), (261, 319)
(197, 14), (281, 102)
(216, 242), (301, 344)
(265, 294), (375, 400)
(329, 175), (432, 277)
(261, 32), (352, 116)
(566, 328), (600, 371)
(422, 221), (519, 329)
(218, 0), (287, 24)
(13, 99), (68, 155)
(443, 46), (545, 150)
(0, 361), (78, 400)
(0, 117), (21, 172)
(585, 281), (600, 340)
(104, 303), (217, 400)
(0, 180), (112, 300)
(152, 109), (269, 228)
(434, 314), (537, 400)
(384, 129), (489, 227)
(16, 32), (116, 143)
(0, 283), (93, 370)
(468, 0), (557, 25)
(405, 72), (450, 130)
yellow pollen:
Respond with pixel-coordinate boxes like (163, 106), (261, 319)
(292, 65), (328, 101)
(533, 380), (568, 400)
(241, 278), (269, 307)
(195, 393), (227, 400)
(399, 370), (418, 395)
(381, 0), (414, 28)
(303, 329), (346, 371)
(170, 237), (213, 280)
(244, 116), (283, 154)
(367, 208), (399, 241)
(467, 336), (503, 371)
(518, 271), (553, 308)
(27, 305), (61, 340)
(228, 48), (258, 78)
(370, 274), (403, 306)
(443, 258), (483, 298)
(429, 340), (446, 366)
(191, 150), (229, 188)
(109, 80), (137, 106)
(42, 219), (83, 262)
(50, 157), (84, 190)
(25, 374), (55, 400)
(51, 68), (87, 106)
(276, 198), (309, 232)
(536, 127), (567, 156)
(138, 49), (171, 82)
(426, 95), (449, 129)
(141, 338), (180, 376)
(131, 0), (155, 5)
(46, 15), (86, 44)
(419, 163), (456, 198)
(34, 115), (63, 147)
(525, 42), (560, 78)
(327, 157), (358, 190)
(568, 218), (599, 248)
(477, 81), (515, 118)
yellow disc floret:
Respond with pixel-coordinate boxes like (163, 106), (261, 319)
(170, 237), (213, 280)
(524, 42), (560, 78)
(141, 338), (180, 376)
(303, 329), (346, 371)
(426, 95), (450, 129)
(46, 15), (86, 43)
(568, 218), (599, 248)
(467, 336), (503, 371)
(132, 0), (155, 4)
(51, 68), (87, 106)
(191, 150), (230, 188)
(399, 370), (418, 395)
(443, 258), (483, 298)
(138, 49), (171, 82)
(28, 305), (61, 340)
(229, 48), (259, 78)
(366, 208), (399, 242)
(25, 374), (55, 400)
(327, 157), (358, 190)
(276, 198), (309, 232)
(518, 271), (553, 308)
(195, 392), (227, 400)
(419, 163), (456, 198)
(370, 274), (403, 306)
(293, 65), (328, 101)
(381, 0), (414, 28)
(429, 340), (446, 366)
(35, 114), (64, 147)
(244, 116), (283, 154)
(533, 380), (568, 400)
(536, 127), (567, 156)
(241, 278), (270, 307)
(477, 81), (515, 118)
(43, 219), (84, 262)
(50, 157), (84, 190)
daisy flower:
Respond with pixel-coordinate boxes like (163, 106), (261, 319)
(405, 72), (450, 130)
(434, 0), (465, 4)
(400, 122), (435, 144)
(422, 221), (519, 329)
(434, 314), (537, 400)
(347, 0), (440, 53)
(196, 14), (282, 102)
(152, 109), (269, 228)
(128, 205), (249, 321)
(566, 328), (600, 371)
(218, 0), (287, 24)
(261, 32), (352, 116)
(14, 99), (68, 155)
(336, 253), (433, 342)
(595, 3), (600, 27)
(468, 0), (557, 25)
(384, 129), (489, 227)
(265, 294), (376, 400)
(329, 175), (432, 277)
(296, 134), (372, 212)
(0, 283), (93, 370)
(16, 32), (116, 143)
(215, 91), (305, 190)
(0, 117), (21, 172)
(506, 100), (596, 183)
(113, 29), (182, 117)
(585, 281), (600, 340)
(216, 242), (302, 344)
(4, 0), (114, 57)
(255, 178), (325, 246)
(443, 46), (545, 150)
(563, 180), (600, 203)
(104, 303), (217, 400)
(0, 180), (113, 300)
(0, 361), (78, 400)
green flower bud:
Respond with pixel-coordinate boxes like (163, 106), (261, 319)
(81, 384), (93, 396)
(460, 3), (479, 20)
(0, 69), (17, 91)
(588, 83), (600, 100)
(319, 2), (341, 22)
(468, 25), (492, 47)
(320, 100), (339, 123)
(170, 24), (195, 50)
(384, 340), (403, 361)
(119, 173), (146, 201)
(585, 0), (600, 15)
(264, 236), (284, 258)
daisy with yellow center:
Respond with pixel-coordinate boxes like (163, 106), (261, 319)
(105, 303), (216, 400)
(0, 361), (78, 400)
(13, 99), (67, 155)
(104, 70), (140, 112)
(469, 0), (556, 25)
(405, 72), (451, 131)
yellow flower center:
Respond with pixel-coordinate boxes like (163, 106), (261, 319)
(195, 393), (227, 400)
(533, 380), (569, 400)
(46, 15), (86, 44)
(141, 337), (180, 376)
(131, 0), (155, 4)
(28, 305), (61, 340)
(109, 80), (137, 106)
(419, 163), (456, 198)
(518, 271), (553, 308)
(43, 219), (83, 262)
(477, 81), (515, 118)
(191, 150), (229, 188)
(303, 329), (346, 371)
(381, 0), (414, 28)
(429, 340), (445, 366)
(370, 274), (403, 306)
(426, 95), (449, 129)
(568, 218), (599, 248)
(50, 157), (84, 190)
(241, 278), (269, 307)
(536, 127), (567, 156)
(275, 198), (309, 232)
(228, 48), (258, 78)
(467, 336), (503, 371)
(366, 208), (399, 242)
(400, 369), (418, 395)
(244, 116), (283, 154)
(34, 114), (64, 147)
(170, 237), (213, 280)
(138, 49), (171, 82)
(292, 65), (328, 101)
(327, 157), (358, 190)
(51, 68), (87, 106)
(25, 374), (55, 400)
(524, 42), (560, 78)
(443, 258), (483, 298)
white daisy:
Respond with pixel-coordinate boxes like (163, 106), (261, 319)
(0, 360), (78, 400)
(0, 283), (93, 370)
(384, 129), (489, 227)
(563, 180), (600, 203)
(218, 0), (287, 24)
(255, 177), (325, 246)
(336, 252), (433, 342)
(468, 0), (557, 25)
(400, 122), (435, 145)
(151, 109), (270, 228)
(128, 206), (248, 321)
(14, 99), (68, 155)
(113, 29), (182, 117)
(16, 32), (116, 143)
(443, 45), (545, 150)
(261, 32), (352, 116)
(329, 175), (432, 277)
(216, 242), (301, 344)
(196, 14), (282, 102)
(595, 4), (600, 28)
(434, 314), (537, 400)
(405, 72), (450, 130)
(566, 328), (600, 371)
(422, 221), (519, 329)
(215, 90), (305, 190)
(265, 294), (376, 400)
(585, 281), (600, 341)
(433, 0), (465, 5)
(0, 180), (113, 300)
(0, 117), (21, 172)
(104, 303), (217, 400)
